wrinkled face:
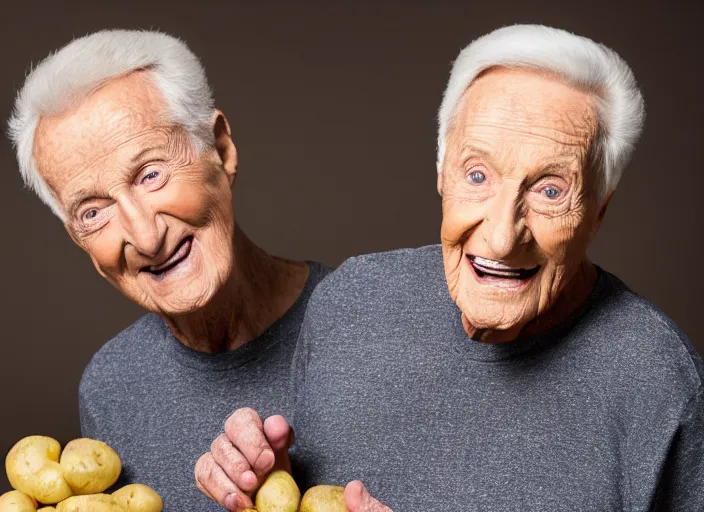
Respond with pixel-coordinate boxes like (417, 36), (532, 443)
(439, 67), (604, 339)
(33, 72), (237, 315)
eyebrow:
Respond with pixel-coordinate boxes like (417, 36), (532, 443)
(460, 144), (494, 160)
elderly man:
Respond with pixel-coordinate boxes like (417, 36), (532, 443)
(8, 30), (330, 510)
(196, 25), (704, 511)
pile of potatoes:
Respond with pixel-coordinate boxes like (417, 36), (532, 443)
(249, 470), (345, 512)
(0, 436), (162, 512)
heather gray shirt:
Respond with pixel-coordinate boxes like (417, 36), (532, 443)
(79, 262), (330, 511)
(291, 246), (704, 511)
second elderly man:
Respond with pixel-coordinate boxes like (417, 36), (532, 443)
(197, 24), (704, 512)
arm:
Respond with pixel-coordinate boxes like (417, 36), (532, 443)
(194, 300), (393, 511)
(652, 388), (704, 511)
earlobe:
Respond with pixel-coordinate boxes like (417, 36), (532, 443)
(211, 110), (238, 185)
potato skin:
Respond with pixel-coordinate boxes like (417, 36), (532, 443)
(55, 494), (125, 512)
(0, 490), (38, 512)
(32, 463), (73, 505)
(5, 437), (72, 504)
(255, 470), (301, 512)
(59, 439), (121, 495)
(112, 485), (162, 512)
(299, 485), (346, 512)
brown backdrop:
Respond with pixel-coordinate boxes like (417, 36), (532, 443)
(1, 0), (702, 494)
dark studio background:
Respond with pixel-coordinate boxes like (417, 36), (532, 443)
(1, 0), (702, 493)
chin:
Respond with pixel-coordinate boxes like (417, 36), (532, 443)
(457, 289), (536, 335)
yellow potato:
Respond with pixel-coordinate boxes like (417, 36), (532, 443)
(32, 463), (74, 505)
(37, 508), (56, 511)
(0, 490), (38, 512)
(112, 485), (162, 512)
(5, 436), (72, 504)
(55, 494), (125, 512)
(59, 439), (121, 495)
(255, 470), (301, 512)
(299, 485), (346, 512)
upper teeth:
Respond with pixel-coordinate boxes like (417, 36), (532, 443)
(473, 255), (521, 271)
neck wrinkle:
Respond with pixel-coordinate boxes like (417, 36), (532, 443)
(163, 224), (309, 353)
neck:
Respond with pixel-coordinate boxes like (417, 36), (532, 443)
(163, 224), (309, 353)
(463, 259), (597, 343)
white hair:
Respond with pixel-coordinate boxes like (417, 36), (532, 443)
(437, 24), (645, 199)
(7, 29), (215, 220)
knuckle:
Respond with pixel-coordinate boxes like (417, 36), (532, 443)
(211, 434), (227, 453)
(226, 407), (260, 434)
(229, 456), (251, 476)
(194, 454), (209, 479)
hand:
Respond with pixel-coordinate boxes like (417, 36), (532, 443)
(194, 408), (294, 511)
(344, 481), (393, 512)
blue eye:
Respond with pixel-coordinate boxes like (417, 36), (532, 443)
(543, 187), (560, 199)
(142, 171), (159, 183)
(84, 209), (98, 220)
(468, 171), (486, 184)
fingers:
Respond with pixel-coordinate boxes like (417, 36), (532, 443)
(194, 452), (253, 511)
(210, 434), (259, 492)
(344, 481), (393, 512)
(263, 415), (294, 472)
(224, 408), (275, 478)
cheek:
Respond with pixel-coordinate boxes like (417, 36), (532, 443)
(84, 229), (125, 275)
(160, 172), (232, 226)
(528, 212), (590, 265)
(440, 196), (484, 245)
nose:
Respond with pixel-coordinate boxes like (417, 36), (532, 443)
(117, 195), (166, 258)
(480, 186), (525, 259)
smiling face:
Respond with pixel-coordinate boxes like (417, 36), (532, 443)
(439, 67), (606, 341)
(33, 71), (238, 315)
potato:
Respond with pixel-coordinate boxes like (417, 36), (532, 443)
(59, 439), (121, 495)
(255, 470), (300, 512)
(37, 509), (56, 511)
(112, 485), (162, 512)
(299, 485), (346, 512)
(55, 494), (125, 512)
(5, 436), (72, 504)
(0, 490), (38, 512)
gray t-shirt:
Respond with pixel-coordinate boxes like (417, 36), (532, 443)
(291, 246), (703, 511)
(79, 262), (330, 511)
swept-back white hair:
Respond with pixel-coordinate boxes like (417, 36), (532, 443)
(8, 29), (215, 220)
(437, 24), (645, 199)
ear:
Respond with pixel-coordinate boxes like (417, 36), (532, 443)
(211, 110), (238, 187)
(436, 161), (444, 196)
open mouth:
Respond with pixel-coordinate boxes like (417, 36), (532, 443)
(467, 254), (540, 284)
(141, 236), (193, 279)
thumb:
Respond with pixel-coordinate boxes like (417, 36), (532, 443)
(262, 415), (294, 472)
(344, 480), (392, 512)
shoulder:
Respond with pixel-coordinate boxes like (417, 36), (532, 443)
(79, 313), (166, 399)
(579, 270), (702, 405)
(309, 245), (445, 307)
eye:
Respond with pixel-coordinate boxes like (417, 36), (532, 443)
(542, 186), (561, 199)
(141, 170), (159, 183)
(468, 170), (486, 184)
(83, 208), (99, 221)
